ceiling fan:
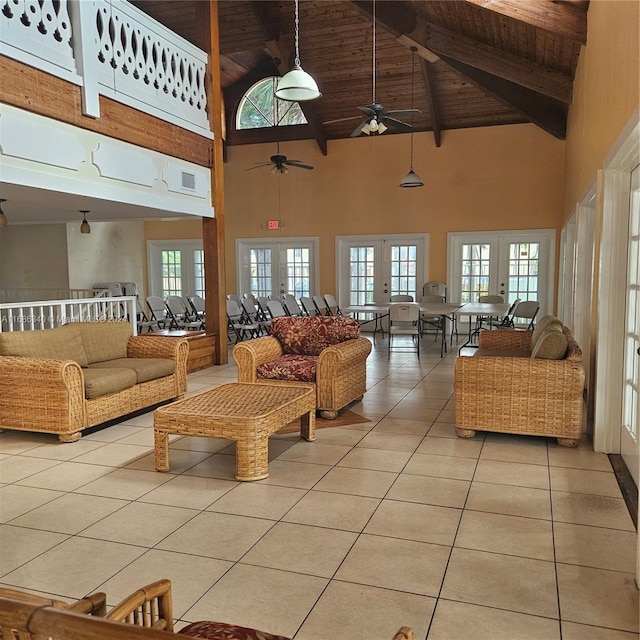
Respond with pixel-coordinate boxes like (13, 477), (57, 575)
(246, 142), (314, 174)
(324, 1), (420, 137)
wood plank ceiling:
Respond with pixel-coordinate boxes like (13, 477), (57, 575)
(132, 0), (589, 154)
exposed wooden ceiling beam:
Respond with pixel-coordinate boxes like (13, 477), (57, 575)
(419, 57), (442, 147)
(348, 1), (573, 104)
(439, 54), (567, 139)
(462, 0), (588, 45)
(249, 1), (327, 155)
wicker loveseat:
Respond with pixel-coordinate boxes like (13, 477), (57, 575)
(454, 316), (585, 446)
(0, 321), (188, 442)
(233, 315), (372, 419)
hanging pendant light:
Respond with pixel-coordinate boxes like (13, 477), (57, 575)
(275, 0), (321, 102)
(400, 48), (424, 188)
(80, 210), (91, 234)
(0, 199), (7, 227)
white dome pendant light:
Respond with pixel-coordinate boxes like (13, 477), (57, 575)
(275, 0), (321, 102)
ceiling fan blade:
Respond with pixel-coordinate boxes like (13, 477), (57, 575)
(246, 164), (271, 171)
(350, 120), (370, 137)
(385, 108), (421, 118)
(382, 117), (414, 132)
(285, 161), (314, 170)
(357, 105), (377, 116)
(323, 116), (361, 125)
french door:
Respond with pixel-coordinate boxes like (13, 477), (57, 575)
(337, 234), (428, 306)
(148, 240), (204, 298)
(448, 230), (555, 315)
(236, 238), (318, 298)
(621, 165), (640, 486)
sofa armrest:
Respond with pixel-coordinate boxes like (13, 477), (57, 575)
(455, 353), (584, 397)
(127, 335), (188, 360)
(478, 329), (532, 352)
(0, 357), (86, 434)
(317, 338), (372, 376)
(106, 579), (173, 632)
(233, 337), (284, 382)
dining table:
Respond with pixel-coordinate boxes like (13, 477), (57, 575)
(454, 301), (511, 351)
(342, 302), (464, 357)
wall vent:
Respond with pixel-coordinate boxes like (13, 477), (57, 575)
(181, 171), (196, 190)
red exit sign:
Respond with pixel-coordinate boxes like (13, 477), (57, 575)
(267, 220), (282, 230)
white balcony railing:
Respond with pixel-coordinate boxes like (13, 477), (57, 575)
(0, 295), (137, 333)
(0, 288), (108, 304)
(0, 0), (211, 137)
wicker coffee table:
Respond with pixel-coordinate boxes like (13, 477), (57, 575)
(153, 383), (316, 481)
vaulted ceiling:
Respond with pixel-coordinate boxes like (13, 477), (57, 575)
(134, 0), (590, 155)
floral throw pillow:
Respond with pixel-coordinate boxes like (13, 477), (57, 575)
(270, 316), (360, 356)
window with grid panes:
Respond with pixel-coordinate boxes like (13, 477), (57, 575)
(390, 244), (417, 299)
(236, 77), (307, 129)
(349, 246), (375, 305)
(508, 242), (539, 303)
(193, 250), (205, 298)
(461, 243), (490, 302)
(286, 248), (310, 298)
(249, 248), (272, 297)
(161, 250), (182, 297)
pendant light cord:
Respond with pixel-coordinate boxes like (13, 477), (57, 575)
(372, 0), (376, 103)
(293, 0), (300, 67)
(410, 47), (416, 167)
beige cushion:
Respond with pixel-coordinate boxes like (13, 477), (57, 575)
(0, 325), (89, 367)
(531, 324), (568, 359)
(75, 321), (132, 364)
(531, 315), (562, 350)
(89, 358), (175, 383)
(82, 367), (137, 399)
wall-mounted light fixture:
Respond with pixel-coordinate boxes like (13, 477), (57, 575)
(0, 199), (7, 227)
(80, 210), (91, 234)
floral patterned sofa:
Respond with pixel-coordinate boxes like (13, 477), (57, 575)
(233, 315), (372, 419)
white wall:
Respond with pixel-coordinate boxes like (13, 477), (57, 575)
(66, 220), (145, 295)
(0, 224), (69, 289)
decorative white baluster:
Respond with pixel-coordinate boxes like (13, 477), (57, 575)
(0, 0), (79, 82)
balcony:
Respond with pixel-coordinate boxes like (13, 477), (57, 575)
(0, 0), (211, 138)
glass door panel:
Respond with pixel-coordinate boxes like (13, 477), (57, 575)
(237, 239), (317, 299)
(338, 235), (427, 307)
(621, 165), (640, 486)
(450, 231), (553, 316)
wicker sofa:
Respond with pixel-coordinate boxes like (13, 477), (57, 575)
(454, 316), (585, 446)
(233, 315), (372, 419)
(0, 321), (188, 442)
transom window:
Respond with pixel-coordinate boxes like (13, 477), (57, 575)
(236, 77), (308, 129)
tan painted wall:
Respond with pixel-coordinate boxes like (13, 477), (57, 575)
(564, 0), (640, 217)
(222, 124), (565, 293)
(0, 224), (69, 289)
(66, 220), (145, 294)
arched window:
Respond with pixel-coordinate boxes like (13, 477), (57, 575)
(236, 77), (307, 129)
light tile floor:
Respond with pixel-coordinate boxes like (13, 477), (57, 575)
(1, 336), (638, 639)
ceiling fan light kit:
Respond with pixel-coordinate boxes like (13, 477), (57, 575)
(275, 0), (321, 102)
